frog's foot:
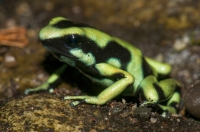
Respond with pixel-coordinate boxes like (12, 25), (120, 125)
(69, 101), (81, 106)
(140, 101), (174, 117)
(141, 101), (157, 107)
(64, 95), (108, 106)
(24, 88), (35, 95)
(158, 104), (177, 117)
(24, 82), (50, 95)
(64, 96), (89, 106)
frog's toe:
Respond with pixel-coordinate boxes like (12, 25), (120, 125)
(141, 101), (157, 107)
(24, 89), (32, 95)
(70, 101), (81, 106)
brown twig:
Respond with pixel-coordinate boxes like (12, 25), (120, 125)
(0, 27), (29, 48)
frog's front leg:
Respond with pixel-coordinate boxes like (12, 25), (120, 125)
(24, 64), (67, 94)
(64, 63), (134, 106)
(139, 75), (180, 113)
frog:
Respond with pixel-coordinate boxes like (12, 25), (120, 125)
(25, 17), (181, 114)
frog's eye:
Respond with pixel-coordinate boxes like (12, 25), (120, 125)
(65, 34), (82, 48)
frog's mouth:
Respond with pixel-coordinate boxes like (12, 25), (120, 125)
(43, 45), (77, 61)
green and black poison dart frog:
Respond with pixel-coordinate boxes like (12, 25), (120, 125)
(25, 17), (181, 114)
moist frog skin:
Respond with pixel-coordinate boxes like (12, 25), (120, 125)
(25, 17), (181, 114)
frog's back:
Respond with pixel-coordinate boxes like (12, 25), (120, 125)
(113, 37), (153, 93)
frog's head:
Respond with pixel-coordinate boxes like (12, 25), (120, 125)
(39, 17), (100, 67)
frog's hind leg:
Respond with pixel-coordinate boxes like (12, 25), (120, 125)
(138, 75), (181, 114)
(158, 91), (180, 115)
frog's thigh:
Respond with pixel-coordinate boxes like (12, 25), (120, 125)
(65, 63), (134, 105)
(139, 75), (179, 103)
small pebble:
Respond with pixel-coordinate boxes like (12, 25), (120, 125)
(3, 53), (18, 68)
